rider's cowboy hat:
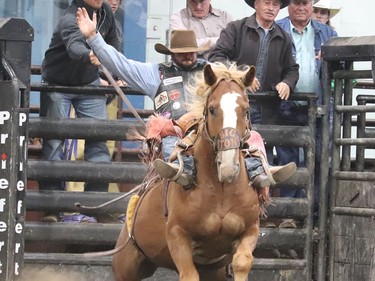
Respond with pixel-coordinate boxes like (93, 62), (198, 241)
(154, 30), (210, 55)
(313, 0), (341, 19)
(244, 0), (290, 9)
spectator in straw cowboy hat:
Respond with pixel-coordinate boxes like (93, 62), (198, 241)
(312, 0), (341, 27)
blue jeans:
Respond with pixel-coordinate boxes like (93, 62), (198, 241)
(39, 78), (110, 192)
(277, 120), (322, 200)
(161, 136), (194, 176)
(276, 101), (309, 198)
(245, 157), (264, 180)
(276, 146), (306, 198)
(250, 103), (262, 125)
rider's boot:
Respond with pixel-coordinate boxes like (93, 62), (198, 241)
(251, 174), (271, 190)
(269, 162), (297, 184)
(153, 159), (195, 188)
(251, 162), (297, 190)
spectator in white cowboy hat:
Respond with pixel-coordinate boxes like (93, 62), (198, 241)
(312, 0), (341, 27)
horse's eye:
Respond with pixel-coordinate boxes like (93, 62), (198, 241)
(209, 106), (216, 116)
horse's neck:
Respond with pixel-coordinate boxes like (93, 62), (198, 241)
(194, 134), (216, 169)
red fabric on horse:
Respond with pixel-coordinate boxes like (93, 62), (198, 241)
(247, 130), (267, 156)
(146, 114), (183, 141)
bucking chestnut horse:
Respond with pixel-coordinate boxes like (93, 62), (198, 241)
(113, 63), (260, 281)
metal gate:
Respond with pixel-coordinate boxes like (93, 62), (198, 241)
(320, 36), (375, 281)
(1, 17), (317, 281)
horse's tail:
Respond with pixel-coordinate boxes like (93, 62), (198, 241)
(79, 195), (140, 259)
(83, 239), (130, 258)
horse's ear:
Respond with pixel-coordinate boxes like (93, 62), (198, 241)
(204, 64), (218, 86)
(242, 65), (256, 88)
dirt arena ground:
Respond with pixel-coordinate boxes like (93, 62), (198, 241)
(16, 267), (88, 281)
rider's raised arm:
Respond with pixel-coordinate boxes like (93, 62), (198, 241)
(76, 7), (160, 100)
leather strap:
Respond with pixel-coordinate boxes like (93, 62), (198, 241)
(100, 65), (146, 128)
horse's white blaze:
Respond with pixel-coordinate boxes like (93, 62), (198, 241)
(217, 92), (241, 183)
(221, 92), (240, 128)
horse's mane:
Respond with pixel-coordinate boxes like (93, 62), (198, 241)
(185, 62), (250, 117)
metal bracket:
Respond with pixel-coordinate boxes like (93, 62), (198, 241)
(313, 228), (323, 241)
(372, 57), (375, 83)
(316, 104), (329, 117)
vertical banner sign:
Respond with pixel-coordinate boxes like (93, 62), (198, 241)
(0, 79), (26, 280)
(15, 108), (28, 274)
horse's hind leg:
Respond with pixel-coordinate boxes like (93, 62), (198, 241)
(112, 228), (157, 281)
(112, 241), (157, 281)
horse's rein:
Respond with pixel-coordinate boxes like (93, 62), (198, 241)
(202, 78), (251, 151)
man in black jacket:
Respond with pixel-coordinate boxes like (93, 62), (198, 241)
(40, 0), (121, 223)
(209, 0), (299, 125)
